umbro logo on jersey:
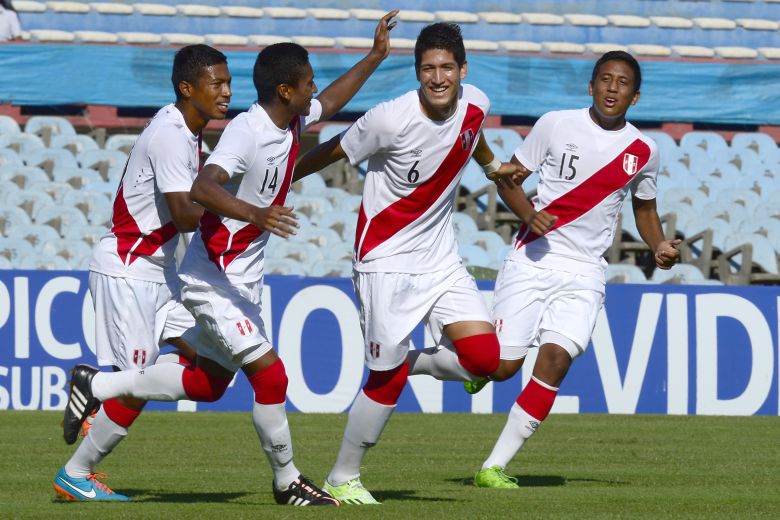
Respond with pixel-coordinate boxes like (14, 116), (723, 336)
(267, 155), (277, 163)
(411, 148), (423, 158)
(622, 153), (639, 176)
(566, 143), (578, 152)
(460, 128), (475, 151)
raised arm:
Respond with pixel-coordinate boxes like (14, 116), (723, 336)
(316, 10), (398, 121)
(633, 196), (680, 269)
(293, 134), (348, 182)
(190, 164), (298, 238)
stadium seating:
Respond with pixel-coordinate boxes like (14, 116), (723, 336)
(10, 1), (780, 57)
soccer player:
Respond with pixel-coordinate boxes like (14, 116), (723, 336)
(61, 11), (398, 506)
(53, 44), (231, 501)
(293, 23), (518, 504)
(467, 51), (681, 488)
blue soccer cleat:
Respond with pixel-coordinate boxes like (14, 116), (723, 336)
(52, 467), (129, 501)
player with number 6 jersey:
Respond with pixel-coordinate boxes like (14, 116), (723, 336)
(294, 22), (521, 505)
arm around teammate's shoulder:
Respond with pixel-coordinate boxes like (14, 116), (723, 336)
(293, 135), (347, 182)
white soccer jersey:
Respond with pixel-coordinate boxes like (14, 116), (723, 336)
(343, 84), (490, 273)
(90, 104), (200, 283)
(179, 100), (323, 285)
(511, 108), (659, 279)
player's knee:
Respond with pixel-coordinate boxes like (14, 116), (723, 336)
(455, 333), (500, 377)
(492, 358), (524, 382)
(363, 361), (409, 405)
(248, 359), (288, 405)
(182, 366), (232, 402)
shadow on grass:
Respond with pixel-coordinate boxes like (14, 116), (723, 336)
(373, 490), (457, 503)
(447, 475), (567, 487)
(116, 490), (252, 503)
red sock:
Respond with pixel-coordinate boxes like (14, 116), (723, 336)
(103, 399), (142, 428)
(363, 361), (409, 405)
(453, 333), (500, 377)
(247, 359), (288, 405)
(181, 366), (232, 402)
(516, 377), (558, 421)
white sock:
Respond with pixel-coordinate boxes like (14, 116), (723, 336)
(91, 363), (187, 402)
(252, 402), (300, 490)
(482, 402), (542, 469)
(64, 407), (127, 478)
(327, 391), (395, 486)
(407, 346), (478, 382)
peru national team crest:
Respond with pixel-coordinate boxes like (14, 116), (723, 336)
(622, 153), (639, 176)
(460, 128), (475, 151)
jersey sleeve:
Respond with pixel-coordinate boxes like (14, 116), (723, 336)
(340, 101), (395, 166)
(514, 111), (558, 171)
(148, 126), (195, 194)
(204, 119), (257, 179)
(631, 138), (659, 200)
(302, 99), (323, 130)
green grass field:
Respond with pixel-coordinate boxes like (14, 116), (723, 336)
(1, 411), (778, 518)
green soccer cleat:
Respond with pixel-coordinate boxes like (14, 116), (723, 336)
(474, 466), (520, 489)
(323, 478), (381, 505)
(464, 378), (490, 395)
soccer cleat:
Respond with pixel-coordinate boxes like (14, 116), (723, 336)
(63, 364), (101, 445)
(79, 407), (99, 438)
(474, 465), (520, 489)
(464, 377), (490, 395)
(323, 478), (381, 505)
(52, 467), (129, 501)
(273, 475), (340, 506)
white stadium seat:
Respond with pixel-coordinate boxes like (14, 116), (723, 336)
(221, 6), (263, 18)
(672, 46), (716, 58)
(75, 31), (119, 44)
(498, 41), (542, 52)
(478, 12), (522, 24)
(564, 14), (608, 27)
(133, 3), (176, 16)
(307, 8), (349, 20)
(628, 44), (672, 57)
(436, 11), (479, 23)
(176, 4), (220, 17)
(521, 13), (564, 25)
(736, 18), (779, 30)
(650, 16), (694, 29)
(264, 7), (306, 19)
(46, 2), (90, 14)
(30, 30), (76, 43)
(89, 2), (133, 15)
(118, 32), (163, 44)
(607, 15), (651, 28)
(692, 17), (737, 30)
(397, 10), (436, 22)
(542, 42), (586, 54)
(162, 33), (206, 45)
(206, 34), (249, 46)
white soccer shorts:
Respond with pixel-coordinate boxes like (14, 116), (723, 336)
(492, 260), (605, 360)
(354, 262), (491, 371)
(180, 279), (272, 373)
(89, 271), (173, 369)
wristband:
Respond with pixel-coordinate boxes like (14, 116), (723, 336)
(482, 157), (501, 177)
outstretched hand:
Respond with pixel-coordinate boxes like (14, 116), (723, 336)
(370, 10), (399, 60)
(654, 239), (681, 269)
(251, 205), (299, 239)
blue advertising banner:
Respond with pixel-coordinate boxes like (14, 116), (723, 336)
(0, 270), (777, 416)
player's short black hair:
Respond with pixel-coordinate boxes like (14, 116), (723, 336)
(171, 44), (227, 101)
(253, 42), (310, 103)
(591, 51), (642, 92)
(414, 22), (466, 72)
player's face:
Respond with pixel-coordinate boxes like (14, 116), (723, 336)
(288, 63), (318, 117)
(416, 48), (467, 120)
(588, 59), (639, 127)
(189, 63), (232, 121)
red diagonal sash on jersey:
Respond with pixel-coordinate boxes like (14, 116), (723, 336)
(200, 118), (301, 271)
(111, 185), (178, 265)
(515, 138), (651, 249)
(355, 103), (485, 261)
